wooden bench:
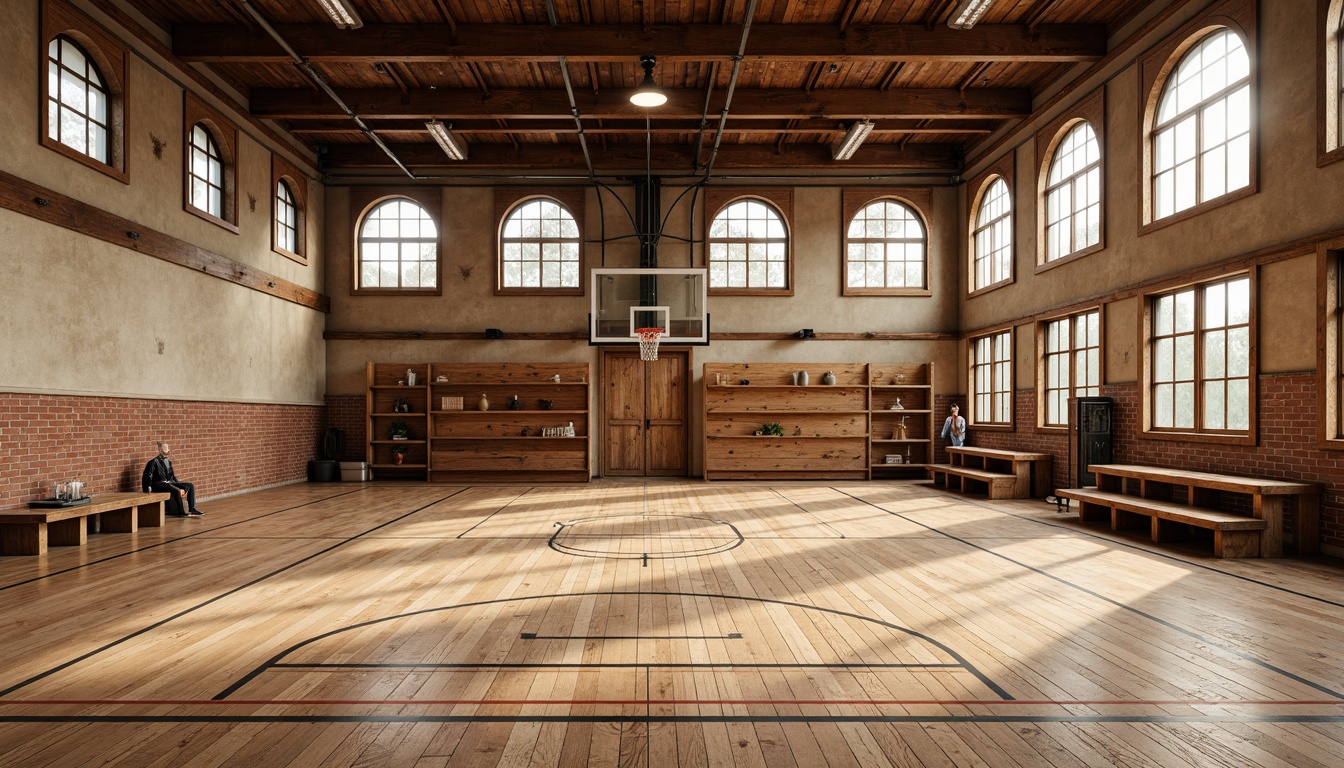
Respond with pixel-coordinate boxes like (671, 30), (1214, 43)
(0, 492), (171, 556)
(927, 447), (1054, 499)
(1056, 487), (1267, 558)
(1056, 464), (1321, 558)
(927, 464), (1018, 499)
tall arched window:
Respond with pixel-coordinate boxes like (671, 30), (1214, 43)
(275, 180), (297, 254)
(1151, 28), (1251, 221)
(972, 177), (1012, 291)
(187, 123), (223, 218)
(707, 198), (789, 291)
(498, 197), (581, 292)
(47, 36), (109, 163)
(844, 198), (927, 294)
(1043, 122), (1101, 262)
(357, 198), (439, 290)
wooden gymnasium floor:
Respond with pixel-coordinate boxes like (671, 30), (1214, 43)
(1, 480), (1343, 767)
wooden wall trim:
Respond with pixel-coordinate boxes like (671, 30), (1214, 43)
(323, 330), (958, 342)
(958, 224), (1336, 339)
(0, 168), (329, 312)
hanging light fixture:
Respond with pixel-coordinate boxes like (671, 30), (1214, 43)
(425, 120), (468, 160)
(314, 0), (363, 29)
(832, 120), (874, 160)
(629, 55), (667, 108)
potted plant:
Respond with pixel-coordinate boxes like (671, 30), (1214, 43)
(389, 421), (410, 440)
(762, 422), (784, 437)
(391, 445), (409, 464)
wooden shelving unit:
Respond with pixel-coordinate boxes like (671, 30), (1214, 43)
(868, 362), (935, 477)
(702, 363), (871, 481)
(427, 362), (590, 483)
(701, 361), (935, 481)
(366, 363), (431, 480)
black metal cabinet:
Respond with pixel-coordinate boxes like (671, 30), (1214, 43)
(1073, 397), (1112, 487)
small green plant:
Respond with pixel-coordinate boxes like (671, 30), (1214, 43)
(762, 422), (784, 437)
(388, 421), (410, 439)
(391, 444), (409, 456)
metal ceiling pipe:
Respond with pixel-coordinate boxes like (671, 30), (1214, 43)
(558, 56), (597, 180)
(237, 0), (417, 180)
(701, 0), (761, 182)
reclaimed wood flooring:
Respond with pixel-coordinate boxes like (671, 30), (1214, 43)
(0, 479), (1342, 766)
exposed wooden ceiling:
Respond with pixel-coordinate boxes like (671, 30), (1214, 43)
(126, 0), (1152, 179)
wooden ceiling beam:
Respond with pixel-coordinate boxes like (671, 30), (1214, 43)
(175, 23), (1105, 63)
(321, 142), (961, 171)
(252, 86), (1031, 120)
(288, 121), (994, 136)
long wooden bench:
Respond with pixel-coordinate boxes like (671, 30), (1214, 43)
(0, 492), (171, 556)
(927, 447), (1054, 500)
(1057, 464), (1321, 558)
(1056, 487), (1267, 558)
(927, 464), (1018, 499)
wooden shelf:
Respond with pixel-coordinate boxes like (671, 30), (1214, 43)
(432, 436), (588, 441)
(703, 361), (935, 481)
(371, 463), (427, 469)
(372, 439), (426, 445)
(431, 409), (586, 415)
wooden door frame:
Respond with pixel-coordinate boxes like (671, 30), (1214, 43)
(598, 346), (693, 477)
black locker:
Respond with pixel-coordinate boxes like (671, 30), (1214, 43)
(1073, 397), (1113, 487)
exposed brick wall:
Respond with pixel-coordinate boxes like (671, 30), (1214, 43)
(0, 392), (322, 508)
(960, 374), (1344, 554)
(325, 395), (366, 462)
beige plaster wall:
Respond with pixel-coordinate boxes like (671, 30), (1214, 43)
(0, 1), (325, 404)
(960, 0), (1332, 388)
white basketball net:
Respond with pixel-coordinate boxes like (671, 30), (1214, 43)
(634, 328), (664, 361)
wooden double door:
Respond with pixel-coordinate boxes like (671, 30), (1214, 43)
(600, 349), (690, 476)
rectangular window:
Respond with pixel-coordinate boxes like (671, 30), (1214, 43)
(1147, 274), (1253, 437)
(1324, 249), (1344, 447)
(1040, 310), (1100, 428)
(972, 329), (1013, 426)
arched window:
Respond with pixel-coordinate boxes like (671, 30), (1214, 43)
(357, 198), (439, 290)
(707, 198), (789, 291)
(1043, 122), (1101, 262)
(275, 180), (297, 254)
(844, 198), (927, 294)
(972, 177), (1012, 291)
(187, 123), (223, 218)
(1151, 29), (1251, 221)
(46, 36), (109, 163)
(498, 197), (581, 291)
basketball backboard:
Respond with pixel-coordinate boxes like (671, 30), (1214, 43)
(589, 268), (709, 345)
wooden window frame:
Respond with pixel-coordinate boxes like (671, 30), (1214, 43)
(1320, 0), (1344, 166)
(703, 188), (793, 296)
(840, 188), (933, 297)
(1138, 0), (1258, 234)
(1036, 308), (1103, 432)
(271, 153), (308, 264)
(182, 93), (238, 233)
(39, 0), (128, 184)
(1140, 270), (1258, 446)
(494, 189), (585, 297)
(1319, 239), (1344, 449)
(1035, 89), (1105, 272)
(351, 187), (443, 296)
(969, 327), (1014, 430)
(966, 154), (1015, 297)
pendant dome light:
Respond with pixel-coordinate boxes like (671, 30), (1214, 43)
(629, 55), (667, 108)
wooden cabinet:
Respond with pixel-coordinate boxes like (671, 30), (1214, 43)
(702, 363), (871, 481)
(427, 362), (590, 483)
(702, 361), (935, 481)
(366, 363), (431, 480)
(869, 362), (935, 477)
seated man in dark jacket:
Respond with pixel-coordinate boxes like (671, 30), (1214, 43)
(142, 441), (204, 516)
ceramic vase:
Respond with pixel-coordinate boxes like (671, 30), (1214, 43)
(478, 393), (490, 411)
(822, 371), (836, 385)
(798, 370), (809, 386)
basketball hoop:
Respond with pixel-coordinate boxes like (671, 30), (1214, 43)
(634, 328), (665, 361)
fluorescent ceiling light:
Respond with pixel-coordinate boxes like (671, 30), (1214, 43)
(948, 0), (994, 30)
(832, 120), (874, 161)
(630, 55), (667, 108)
(315, 0), (363, 30)
(425, 121), (468, 160)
